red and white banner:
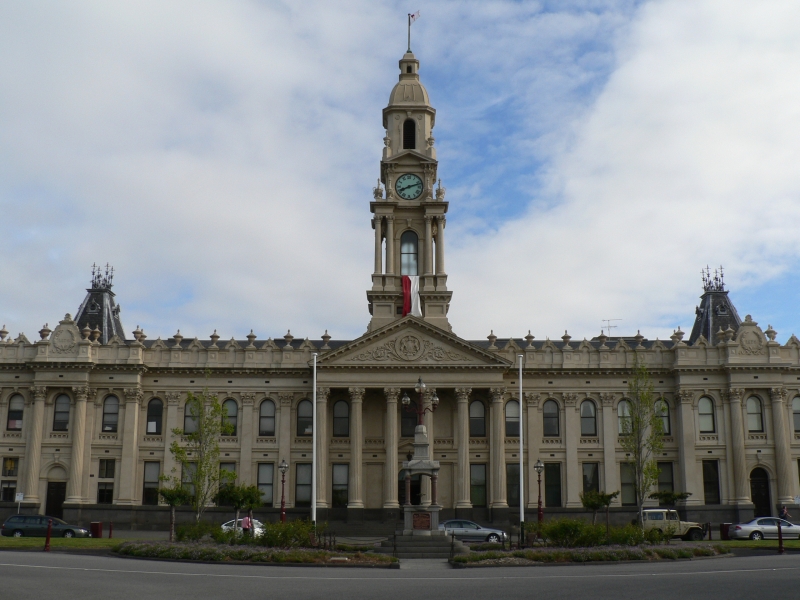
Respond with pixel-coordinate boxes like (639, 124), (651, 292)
(401, 275), (422, 317)
(409, 11), (420, 23)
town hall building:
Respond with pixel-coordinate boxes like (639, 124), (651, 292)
(1, 50), (800, 530)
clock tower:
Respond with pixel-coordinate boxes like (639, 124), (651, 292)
(367, 51), (452, 332)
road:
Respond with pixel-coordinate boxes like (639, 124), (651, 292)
(0, 551), (797, 599)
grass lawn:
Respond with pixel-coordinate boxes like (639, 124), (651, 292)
(0, 536), (121, 550)
(717, 539), (800, 550)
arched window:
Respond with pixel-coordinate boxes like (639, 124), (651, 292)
(259, 400), (276, 436)
(297, 400), (313, 436)
(6, 394), (23, 431)
(469, 401), (486, 437)
(793, 397), (800, 432)
(222, 399), (238, 436)
(401, 400), (417, 437)
(333, 401), (350, 437)
(183, 401), (199, 434)
(146, 399), (163, 435)
(53, 394), (70, 431)
(618, 400), (631, 435)
(543, 400), (559, 437)
(102, 396), (119, 432)
(655, 399), (670, 435)
(746, 397), (763, 432)
(403, 118), (415, 150)
(698, 397), (715, 433)
(505, 400), (520, 437)
(580, 400), (597, 436)
(400, 231), (418, 276)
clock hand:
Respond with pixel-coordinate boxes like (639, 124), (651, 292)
(398, 183), (422, 192)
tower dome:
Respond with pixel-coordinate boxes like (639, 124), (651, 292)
(383, 52), (435, 128)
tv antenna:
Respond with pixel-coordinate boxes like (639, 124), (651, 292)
(602, 319), (621, 336)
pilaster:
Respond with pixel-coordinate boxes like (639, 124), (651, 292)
(383, 387), (400, 508)
(316, 387), (330, 509)
(770, 387), (795, 503)
(725, 388), (750, 504)
(677, 390), (701, 505)
(116, 387), (142, 504)
(348, 387), (365, 508)
(599, 393), (620, 505)
(563, 393), (581, 507)
(65, 386), (89, 503)
(489, 387), (507, 508)
(23, 386), (46, 502)
(455, 388), (472, 509)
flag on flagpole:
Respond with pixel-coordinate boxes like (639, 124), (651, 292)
(409, 11), (420, 23)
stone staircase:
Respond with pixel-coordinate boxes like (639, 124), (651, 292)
(375, 533), (470, 559)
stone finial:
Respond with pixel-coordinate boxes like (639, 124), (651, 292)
(39, 323), (51, 341)
(246, 329), (257, 347)
(634, 330), (644, 348)
(435, 179), (446, 201)
(321, 330), (331, 350)
(173, 330), (183, 347)
(139, 329), (147, 342)
(132, 325), (142, 342)
(562, 330), (572, 349)
(525, 330), (534, 347)
(675, 326), (685, 342)
(0, 324), (7, 342)
(597, 331), (608, 348)
(723, 325), (735, 341)
(210, 330), (220, 347)
(81, 324), (92, 340)
(91, 325), (101, 342)
(487, 330), (498, 350)
(765, 324), (777, 342)
(284, 330), (294, 347)
(373, 179), (383, 200)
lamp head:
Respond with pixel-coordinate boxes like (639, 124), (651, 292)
(415, 377), (425, 393)
(279, 459), (289, 474)
(534, 459), (544, 474)
(401, 392), (411, 406)
(431, 393), (439, 407)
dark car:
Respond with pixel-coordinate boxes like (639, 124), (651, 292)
(1, 515), (90, 538)
(439, 519), (507, 543)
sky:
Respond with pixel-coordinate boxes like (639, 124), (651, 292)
(2, 0), (800, 344)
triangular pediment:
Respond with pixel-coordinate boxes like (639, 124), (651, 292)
(317, 317), (511, 369)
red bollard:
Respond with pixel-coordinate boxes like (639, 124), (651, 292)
(108, 521), (113, 539)
(778, 520), (785, 555)
(44, 519), (53, 552)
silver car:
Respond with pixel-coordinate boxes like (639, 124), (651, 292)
(729, 518), (799, 540)
(439, 519), (507, 543)
(221, 518), (264, 536)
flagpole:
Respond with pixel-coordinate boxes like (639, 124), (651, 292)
(407, 13), (411, 52)
(518, 354), (524, 528)
(312, 353), (317, 528)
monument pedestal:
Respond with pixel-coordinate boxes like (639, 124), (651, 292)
(403, 505), (442, 536)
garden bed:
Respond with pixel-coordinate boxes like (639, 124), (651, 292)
(114, 541), (397, 566)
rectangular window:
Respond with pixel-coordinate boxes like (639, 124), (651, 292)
(657, 462), (674, 499)
(332, 464), (349, 507)
(182, 463), (197, 498)
(506, 463), (520, 507)
(1, 480), (16, 502)
(620, 463), (635, 506)
(401, 408), (417, 438)
(258, 463), (274, 507)
(582, 463), (599, 494)
(295, 463), (311, 507)
(702, 460), (720, 505)
(142, 462), (160, 506)
(544, 463), (562, 507)
(98, 459), (115, 480)
(470, 464), (487, 507)
(97, 482), (114, 504)
(2, 457), (19, 477)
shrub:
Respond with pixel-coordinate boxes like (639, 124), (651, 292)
(540, 519), (606, 548)
(176, 522), (218, 542)
(607, 524), (646, 546)
(258, 519), (321, 548)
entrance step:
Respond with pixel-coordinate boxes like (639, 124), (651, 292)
(375, 534), (469, 559)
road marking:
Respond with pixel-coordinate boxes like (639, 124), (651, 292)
(0, 561), (799, 581)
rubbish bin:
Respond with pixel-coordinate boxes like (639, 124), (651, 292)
(90, 522), (103, 538)
(720, 523), (731, 541)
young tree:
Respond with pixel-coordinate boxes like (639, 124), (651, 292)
(620, 359), (664, 527)
(158, 481), (193, 542)
(580, 490), (619, 534)
(216, 482), (264, 543)
(168, 382), (234, 524)
(241, 485), (263, 541)
(648, 491), (691, 506)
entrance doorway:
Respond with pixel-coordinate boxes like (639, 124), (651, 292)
(46, 482), (67, 519)
(398, 473), (421, 505)
(750, 468), (771, 518)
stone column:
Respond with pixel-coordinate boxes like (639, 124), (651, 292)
(240, 393), (256, 484)
(455, 388), (472, 509)
(278, 393), (293, 507)
(677, 390), (701, 504)
(726, 388), (750, 503)
(489, 387), (507, 508)
(525, 393), (541, 508)
(599, 393), (620, 505)
(162, 392), (181, 482)
(435, 216), (446, 275)
(23, 386), (47, 502)
(373, 217), (382, 274)
(770, 388), (795, 503)
(563, 393), (581, 507)
(348, 388), (364, 508)
(66, 386), (89, 503)
(423, 215), (433, 276)
(421, 387), (436, 506)
(385, 217), (395, 275)
(316, 388), (330, 509)
(80, 389), (98, 501)
(383, 388), (400, 508)
(116, 387), (143, 504)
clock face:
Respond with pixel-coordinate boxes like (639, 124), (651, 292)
(395, 173), (423, 200)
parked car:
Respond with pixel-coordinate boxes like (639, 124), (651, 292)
(1, 515), (90, 538)
(641, 509), (705, 541)
(439, 520), (507, 543)
(221, 518), (265, 536)
(729, 518), (799, 540)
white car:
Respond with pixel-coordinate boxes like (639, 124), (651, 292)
(221, 518), (264, 536)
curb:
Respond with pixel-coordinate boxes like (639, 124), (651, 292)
(450, 551), (734, 568)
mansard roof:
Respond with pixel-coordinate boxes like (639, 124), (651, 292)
(74, 264), (126, 345)
(689, 267), (742, 346)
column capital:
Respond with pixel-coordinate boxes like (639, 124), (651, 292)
(165, 391), (181, 406)
(383, 387), (401, 403)
(123, 387), (143, 404)
(385, 214), (394, 223)
(563, 392), (578, 407)
(240, 392), (256, 405)
(770, 387), (786, 403)
(489, 387), (506, 403)
(30, 386), (47, 402)
(677, 389), (695, 404)
(455, 388), (472, 403)
(725, 388), (745, 403)
(598, 392), (615, 407)
(524, 391), (540, 407)
(316, 387), (331, 402)
(348, 387), (365, 403)
(71, 386), (90, 401)
(424, 214), (434, 223)
(278, 393), (294, 406)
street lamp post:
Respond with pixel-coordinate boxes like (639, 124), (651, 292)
(279, 459), (289, 523)
(534, 459), (544, 525)
(401, 377), (439, 424)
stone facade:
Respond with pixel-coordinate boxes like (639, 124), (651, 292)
(1, 51), (800, 530)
